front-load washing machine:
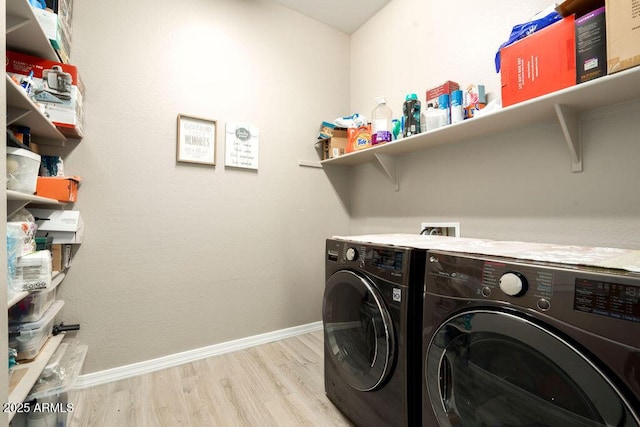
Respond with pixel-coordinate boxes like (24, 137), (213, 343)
(323, 238), (426, 426)
(422, 250), (640, 426)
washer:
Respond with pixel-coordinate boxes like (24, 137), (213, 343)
(323, 238), (426, 426)
(422, 250), (640, 426)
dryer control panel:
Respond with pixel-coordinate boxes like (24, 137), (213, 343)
(326, 239), (420, 286)
(426, 251), (554, 310)
(426, 250), (640, 348)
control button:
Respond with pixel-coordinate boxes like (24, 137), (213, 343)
(346, 247), (358, 261)
(481, 286), (492, 297)
(499, 272), (528, 297)
(537, 299), (551, 311)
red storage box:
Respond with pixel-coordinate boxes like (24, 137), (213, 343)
(500, 16), (576, 107)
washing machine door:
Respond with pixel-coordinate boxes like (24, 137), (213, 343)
(426, 309), (639, 427)
(323, 269), (395, 392)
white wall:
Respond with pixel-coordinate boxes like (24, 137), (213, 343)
(54, 0), (351, 373)
(348, 0), (640, 249)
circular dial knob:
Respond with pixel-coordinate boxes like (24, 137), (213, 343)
(345, 247), (358, 261)
(499, 272), (528, 297)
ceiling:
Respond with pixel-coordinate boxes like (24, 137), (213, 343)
(270, 0), (392, 34)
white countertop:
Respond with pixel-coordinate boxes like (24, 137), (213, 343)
(332, 234), (640, 273)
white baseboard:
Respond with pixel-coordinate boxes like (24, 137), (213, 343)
(75, 321), (323, 389)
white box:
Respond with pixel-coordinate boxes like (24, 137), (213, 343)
(32, 7), (59, 45)
(29, 209), (84, 244)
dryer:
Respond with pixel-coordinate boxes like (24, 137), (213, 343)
(422, 250), (640, 426)
(323, 238), (426, 426)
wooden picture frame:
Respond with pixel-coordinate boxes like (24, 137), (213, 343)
(176, 114), (217, 165)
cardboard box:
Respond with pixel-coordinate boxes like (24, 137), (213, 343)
(500, 16), (576, 107)
(29, 208), (84, 244)
(605, 0), (640, 74)
(52, 243), (73, 272)
(576, 7), (607, 83)
(347, 125), (372, 153)
(6, 50), (84, 138)
(426, 81), (459, 108)
(36, 175), (81, 202)
(315, 128), (348, 160)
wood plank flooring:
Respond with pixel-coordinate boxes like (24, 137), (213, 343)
(67, 330), (354, 426)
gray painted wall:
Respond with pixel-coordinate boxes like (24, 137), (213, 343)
(54, 0), (351, 373)
(348, 0), (640, 249)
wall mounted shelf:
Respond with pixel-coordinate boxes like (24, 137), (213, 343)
(6, 76), (67, 146)
(321, 65), (640, 188)
(6, 0), (59, 60)
(7, 190), (66, 218)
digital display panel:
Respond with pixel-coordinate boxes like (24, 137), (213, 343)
(372, 249), (403, 271)
(574, 278), (640, 323)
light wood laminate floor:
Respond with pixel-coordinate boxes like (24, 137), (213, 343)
(67, 330), (354, 426)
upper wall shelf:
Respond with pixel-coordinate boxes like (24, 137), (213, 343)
(6, 0), (58, 60)
(6, 75), (67, 145)
(321, 66), (640, 187)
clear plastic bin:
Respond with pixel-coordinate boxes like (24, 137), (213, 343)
(6, 147), (41, 194)
(11, 339), (88, 427)
(9, 301), (64, 361)
(9, 278), (62, 324)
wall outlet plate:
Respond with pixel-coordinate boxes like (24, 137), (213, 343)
(420, 222), (460, 237)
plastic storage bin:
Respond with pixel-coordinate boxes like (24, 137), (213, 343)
(8, 276), (63, 323)
(6, 147), (41, 194)
(10, 339), (87, 427)
(9, 300), (64, 361)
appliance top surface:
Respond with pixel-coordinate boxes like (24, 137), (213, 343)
(332, 234), (640, 274)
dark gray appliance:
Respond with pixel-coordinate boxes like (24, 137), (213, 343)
(323, 238), (426, 426)
(422, 250), (640, 426)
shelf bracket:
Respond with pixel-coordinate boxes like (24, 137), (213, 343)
(554, 104), (582, 172)
(374, 153), (399, 191)
(297, 160), (322, 168)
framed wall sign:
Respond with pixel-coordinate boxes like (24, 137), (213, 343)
(225, 122), (259, 170)
(176, 114), (217, 165)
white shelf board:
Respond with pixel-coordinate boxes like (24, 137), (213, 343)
(6, 0), (58, 60)
(7, 190), (67, 217)
(7, 334), (65, 422)
(321, 66), (640, 169)
(6, 75), (66, 145)
(7, 268), (65, 309)
(7, 290), (29, 309)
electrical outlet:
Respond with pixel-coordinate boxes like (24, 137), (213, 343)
(420, 222), (461, 237)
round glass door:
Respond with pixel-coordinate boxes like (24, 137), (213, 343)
(323, 270), (395, 391)
(426, 310), (639, 427)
